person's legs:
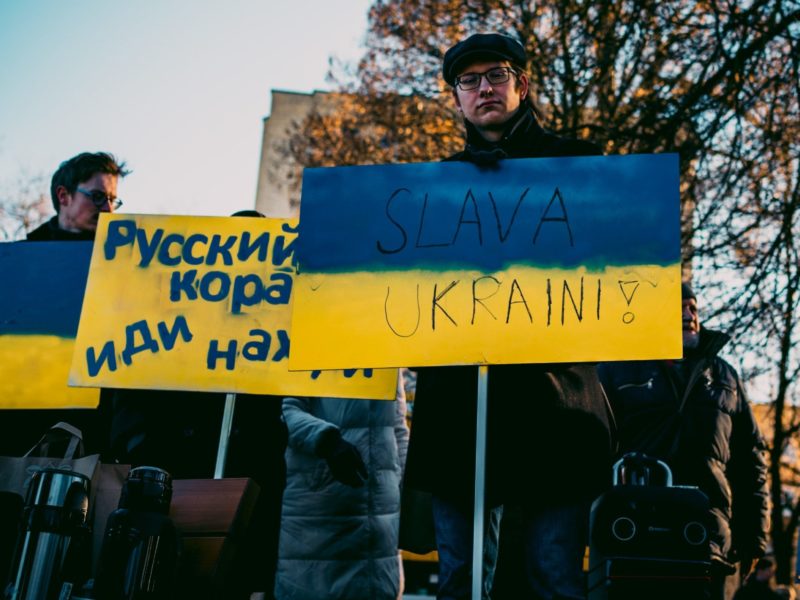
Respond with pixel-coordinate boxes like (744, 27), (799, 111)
(523, 502), (588, 600)
(431, 495), (503, 600)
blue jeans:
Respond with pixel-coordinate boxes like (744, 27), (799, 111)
(432, 496), (588, 600)
(432, 496), (503, 600)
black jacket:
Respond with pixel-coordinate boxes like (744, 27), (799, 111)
(448, 103), (601, 163)
(598, 327), (770, 568)
(27, 216), (95, 241)
(403, 105), (615, 508)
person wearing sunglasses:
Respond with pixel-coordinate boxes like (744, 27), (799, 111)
(27, 151), (129, 241)
(403, 33), (613, 600)
(8, 152), (129, 492)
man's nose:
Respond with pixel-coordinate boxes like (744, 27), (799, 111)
(98, 201), (113, 213)
(478, 76), (494, 94)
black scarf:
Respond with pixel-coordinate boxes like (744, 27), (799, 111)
(461, 104), (545, 165)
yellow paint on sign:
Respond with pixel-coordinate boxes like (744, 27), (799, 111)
(0, 336), (98, 408)
(290, 265), (682, 369)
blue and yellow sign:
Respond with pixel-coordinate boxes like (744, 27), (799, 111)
(69, 215), (396, 399)
(290, 154), (682, 369)
(0, 242), (99, 408)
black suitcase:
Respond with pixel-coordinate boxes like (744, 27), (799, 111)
(588, 453), (713, 600)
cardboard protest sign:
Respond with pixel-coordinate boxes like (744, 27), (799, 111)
(290, 154), (682, 370)
(0, 242), (99, 408)
(69, 215), (397, 399)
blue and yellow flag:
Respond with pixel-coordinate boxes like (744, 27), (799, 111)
(0, 242), (99, 408)
(290, 154), (682, 370)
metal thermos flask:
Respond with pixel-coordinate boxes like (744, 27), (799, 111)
(93, 466), (179, 599)
(4, 468), (91, 600)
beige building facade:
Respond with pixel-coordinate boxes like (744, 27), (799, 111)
(254, 89), (330, 218)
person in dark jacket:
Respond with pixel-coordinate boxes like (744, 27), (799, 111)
(0, 152), (129, 460)
(27, 151), (128, 241)
(598, 283), (770, 600)
(402, 33), (615, 600)
(106, 210), (288, 598)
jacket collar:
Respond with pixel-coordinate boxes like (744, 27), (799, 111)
(463, 104), (544, 156)
(685, 326), (729, 361)
(49, 216), (96, 241)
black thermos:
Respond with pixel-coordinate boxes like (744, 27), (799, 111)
(4, 468), (91, 600)
(93, 466), (179, 599)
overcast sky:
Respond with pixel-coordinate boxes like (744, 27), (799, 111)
(0, 0), (371, 217)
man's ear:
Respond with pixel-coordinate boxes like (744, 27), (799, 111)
(56, 185), (71, 208)
(452, 88), (463, 112)
(518, 72), (530, 101)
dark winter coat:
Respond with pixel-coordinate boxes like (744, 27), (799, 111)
(447, 103), (601, 163)
(403, 105), (615, 508)
(26, 216), (95, 241)
(598, 327), (770, 568)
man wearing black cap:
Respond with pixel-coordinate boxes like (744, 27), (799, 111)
(598, 283), (770, 599)
(403, 33), (615, 600)
(441, 32), (600, 163)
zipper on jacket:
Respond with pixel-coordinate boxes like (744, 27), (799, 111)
(617, 378), (654, 391)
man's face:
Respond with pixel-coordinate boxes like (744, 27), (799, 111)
(682, 297), (700, 349)
(57, 172), (119, 233)
(452, 60), (528, 141)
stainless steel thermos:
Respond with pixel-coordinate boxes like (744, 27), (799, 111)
(4, 468), (91, 600)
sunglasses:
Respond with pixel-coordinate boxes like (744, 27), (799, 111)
(76, 187), (123, 210)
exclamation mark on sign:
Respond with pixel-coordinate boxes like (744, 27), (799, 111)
(618, 280), (640, 324)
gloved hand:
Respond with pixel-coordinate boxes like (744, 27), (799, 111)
(317, 430), (367, 487)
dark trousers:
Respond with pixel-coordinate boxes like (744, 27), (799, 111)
(433, 496), (588, 600)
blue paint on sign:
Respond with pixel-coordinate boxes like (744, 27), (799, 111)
(297, 154), (680, 273)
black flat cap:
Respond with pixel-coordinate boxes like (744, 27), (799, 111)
(443, 33), (527, 86)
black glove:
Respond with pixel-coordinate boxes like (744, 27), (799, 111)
(316, 430), (367, 487)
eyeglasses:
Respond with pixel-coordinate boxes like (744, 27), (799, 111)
(455, 67), (517, 91)
(76, 187), (123, 210)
